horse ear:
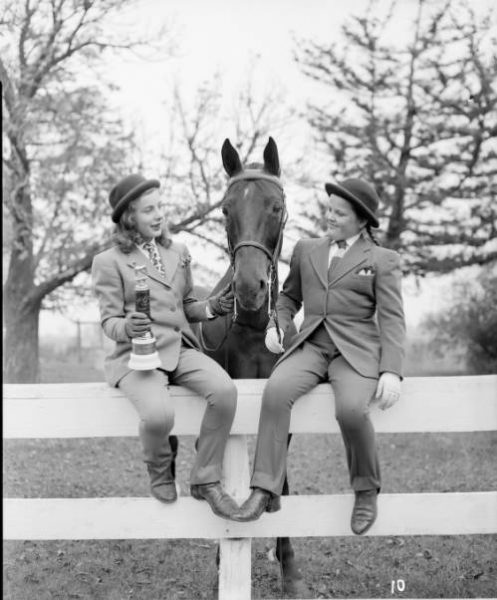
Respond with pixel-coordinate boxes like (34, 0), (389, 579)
(263, 136), (280, 177)
(221, 139), (243, 177)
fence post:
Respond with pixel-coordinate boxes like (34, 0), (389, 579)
(219, 434), (251, 600)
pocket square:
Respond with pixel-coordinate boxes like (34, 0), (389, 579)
(356, 266), (375, 276)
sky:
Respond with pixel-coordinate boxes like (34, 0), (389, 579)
(40, 0), (495, 333)
(105, 0), (419, 152)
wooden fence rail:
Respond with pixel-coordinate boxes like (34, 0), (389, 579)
(4, 375), (497, 600)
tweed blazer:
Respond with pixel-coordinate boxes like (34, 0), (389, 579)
(270, 234), (406, 378)
(92, 240), (211, 386)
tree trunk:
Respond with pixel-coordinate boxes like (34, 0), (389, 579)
(3, 149), (40, 382)
(3, 291), (41, 383)
(3, 181), (40, 383)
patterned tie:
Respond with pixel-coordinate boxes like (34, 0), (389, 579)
(329, 240), (347, 275)
(144, 241), (166, 277)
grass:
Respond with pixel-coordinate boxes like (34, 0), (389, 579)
(3, 352), (497, 599)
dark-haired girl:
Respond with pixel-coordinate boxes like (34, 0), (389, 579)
(234, 179), (406, 535)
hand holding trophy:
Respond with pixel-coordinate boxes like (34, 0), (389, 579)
(127, 265), (162, 370)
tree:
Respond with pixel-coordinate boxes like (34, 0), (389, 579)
(422, 264), (497, 373)
(2, 0), (291, 383)
(1, 0), (169, 382)
(158, 71), (295, 277)
(295, 0), (497, 274)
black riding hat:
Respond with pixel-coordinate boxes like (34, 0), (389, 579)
(109, 174), (160, 223)
(325, 178), (380, 228)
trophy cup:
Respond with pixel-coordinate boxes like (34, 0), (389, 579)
(128, 265), (162, 370)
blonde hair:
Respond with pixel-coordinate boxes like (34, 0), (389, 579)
(113, 190), (171, 254)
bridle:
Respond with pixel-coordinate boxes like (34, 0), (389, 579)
(224, 171), (288, 333)
(199, 170), (287, 355)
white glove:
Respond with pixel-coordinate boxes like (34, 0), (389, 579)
(374, 372), (401, 410)
(265, 327), (285, 354)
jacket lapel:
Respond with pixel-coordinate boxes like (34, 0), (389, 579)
(125, 247), (172, 288)
(309, 237), (331, 288)
(158, 244), (180, 284)
(329, 235), (371, 286)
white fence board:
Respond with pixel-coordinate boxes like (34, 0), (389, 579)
(3, 375), (497, 438)
(4, 376), (497, 600)
(4, 492), (496, 540)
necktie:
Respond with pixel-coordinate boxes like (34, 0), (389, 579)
(329, 240), (347, 275)
(144, 241), (166, 277)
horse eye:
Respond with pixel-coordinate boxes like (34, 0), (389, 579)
(272, 204), (282, 214)
(222, 206), (228, 216)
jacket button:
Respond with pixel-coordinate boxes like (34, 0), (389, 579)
(174, 326), (180, 332)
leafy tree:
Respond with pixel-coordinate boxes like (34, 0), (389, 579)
(422, 264), (497, 373)
(1, 0), (168, 382)
(158, 71), (295, 276)
(295, 0), (497, 273)
(1, 1), (291, 382)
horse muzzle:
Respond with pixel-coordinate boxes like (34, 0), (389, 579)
(232, 273), (268, 312)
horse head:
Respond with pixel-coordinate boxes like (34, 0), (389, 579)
(221, 137), (287, 312)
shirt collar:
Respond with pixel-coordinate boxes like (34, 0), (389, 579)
(344, 232), (361, 248)
(331, 232), (361, 248)
(137, 237), (158, 251)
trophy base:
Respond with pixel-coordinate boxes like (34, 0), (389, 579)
(128, 351), (162, 370)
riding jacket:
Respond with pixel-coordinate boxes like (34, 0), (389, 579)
(92, 241), (209, 386)
(269, 234), (405, 378)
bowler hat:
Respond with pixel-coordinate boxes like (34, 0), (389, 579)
(109, 174), (160, 223)
(325, 179), (380, 228)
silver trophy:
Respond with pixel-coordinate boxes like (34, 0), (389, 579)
(128, 265), (161, 370)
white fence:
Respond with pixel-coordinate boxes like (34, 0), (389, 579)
(4, 375), (497, 599)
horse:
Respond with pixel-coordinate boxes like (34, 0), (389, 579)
(195, 137), (310, 598)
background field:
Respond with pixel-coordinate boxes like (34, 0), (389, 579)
(3, 348), (497, 599)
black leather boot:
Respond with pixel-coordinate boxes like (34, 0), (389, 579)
(190, 482), (239, 519)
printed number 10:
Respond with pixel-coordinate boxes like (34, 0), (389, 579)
(391, 579), (406, 593)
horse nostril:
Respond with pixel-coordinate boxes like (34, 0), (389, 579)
(259, 279), (265, 291)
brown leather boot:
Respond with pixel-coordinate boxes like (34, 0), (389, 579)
(351, 489), (378, 534)
(190, 482), (239, 519)
(232, 487), (280, 522)
(147, 464), (177, 503)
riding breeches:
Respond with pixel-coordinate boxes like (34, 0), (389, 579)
(250, 337), (381, 495)
(119, 345), (237, 485)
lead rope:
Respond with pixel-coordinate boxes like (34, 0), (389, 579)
(269, 264), (282, 345)
(270, 207), (287, 345)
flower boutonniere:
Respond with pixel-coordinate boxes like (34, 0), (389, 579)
(130, 261), (148, 275)
(180, 253), (192, 268)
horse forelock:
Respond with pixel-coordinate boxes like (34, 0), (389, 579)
(245, 162), (263, 170)
(225, 171), (285, 195)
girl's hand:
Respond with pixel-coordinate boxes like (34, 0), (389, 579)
(265, 327), (285, 354)
(374, 372), (401, 410)
(125, 311), (151, 338)
(208, 283), (234, 316)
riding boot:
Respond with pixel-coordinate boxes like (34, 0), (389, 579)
(146, 461), (177, 503)
(142, 427), (177, 503)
